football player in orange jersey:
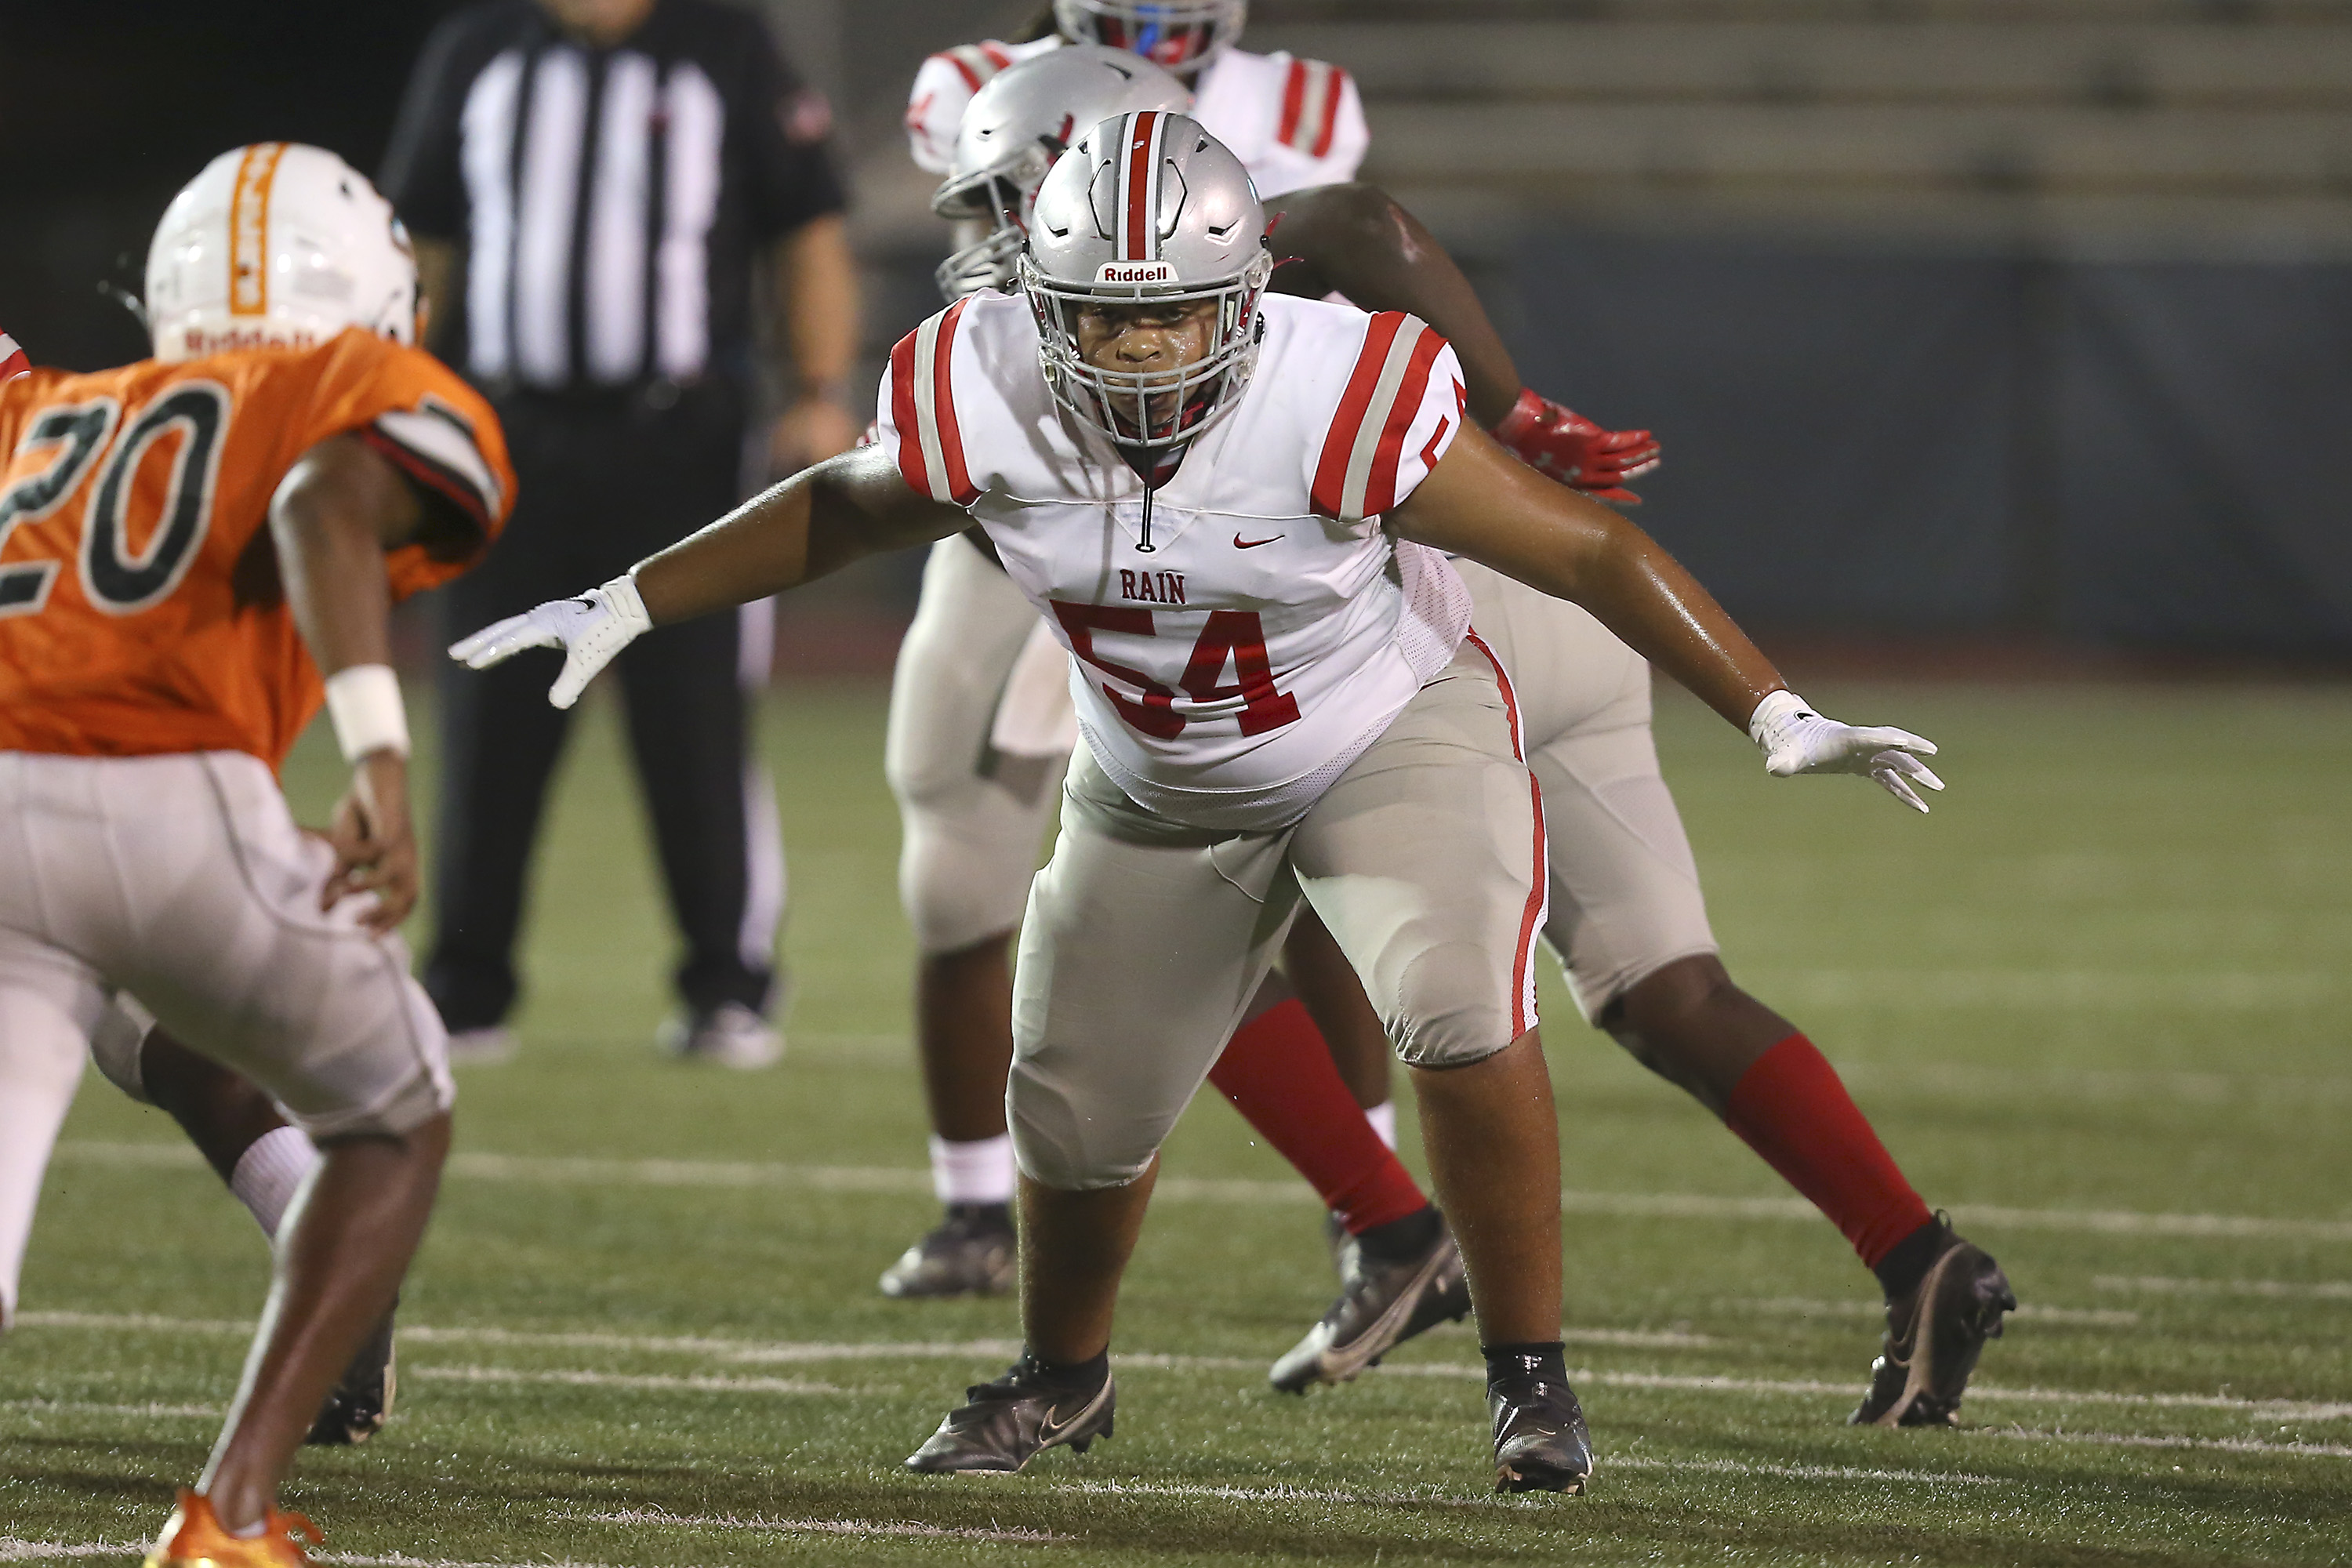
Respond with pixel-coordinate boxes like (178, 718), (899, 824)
(0, 143), (514, 1568)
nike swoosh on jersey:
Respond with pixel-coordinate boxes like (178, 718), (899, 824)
(1233, 532), (1283, 549)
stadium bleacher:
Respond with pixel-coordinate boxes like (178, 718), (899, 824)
(1245, 1), (2352, 252)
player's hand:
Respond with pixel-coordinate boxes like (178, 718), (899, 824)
(1748, 690), (1945, 813)
(323, 751), (417, 934)
(769, 393), (862, 476)
(448, 575), (652, 709)
(1492, 388), (1661, 504)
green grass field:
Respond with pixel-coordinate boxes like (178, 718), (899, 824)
(6, 677), (2350, 1566)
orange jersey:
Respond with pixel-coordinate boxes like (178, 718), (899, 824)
(0, 328), (513, 769)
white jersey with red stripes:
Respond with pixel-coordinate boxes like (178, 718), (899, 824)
(877, 290), (1472, 832)
(0, 332), (27, 383)
(905, 40), (1367, 198)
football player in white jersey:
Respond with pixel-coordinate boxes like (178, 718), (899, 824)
(880, 48), (1653, 1372)
(908, 2), (1362, 199)
(887, 46), (1477, 1401)
(913, 46), (2015, 1425)
(456, 114), (1944, 1492)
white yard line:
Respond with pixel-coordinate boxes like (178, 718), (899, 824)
(1737, 1298), (2140, 1327)
(0, 1546), (130, 1563)
(0, 1398), (217, 1418)
(1747, 968), (2348, 1011)
(19, 1311), (2347, 1424)
(567, 1509), (1061, 1543)
(0, 1538), (626, 1568)
(2093, 1274), (2352, 1301)
(405, 1366), (840, 1396)
(1976, 1427), (2352, 1460)
(51, 1141), (2352, 1242)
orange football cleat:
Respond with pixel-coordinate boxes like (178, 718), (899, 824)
(145, 1489), (323, 1568)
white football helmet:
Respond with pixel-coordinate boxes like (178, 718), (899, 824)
(1018, 111), (1271, 450)
(932, 45), (1191, 302)
(1054, 0), (1246, 78)
(145, 143), (418, 364)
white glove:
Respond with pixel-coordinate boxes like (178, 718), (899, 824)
(1748, 689), (1945, 813)
(447, 574), (652, 710)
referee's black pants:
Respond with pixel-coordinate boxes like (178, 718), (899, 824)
(426, 382), (782, 1033)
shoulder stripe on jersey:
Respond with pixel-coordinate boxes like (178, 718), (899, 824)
(373, 400), (506, 525)
(1277, 61), (1308, 148)
(1363, 326), (1448, 515)
(1312, 65), (1349, 158)
(890, 297), (978, 506)
(934, 44), (1007, 93)
(0, 331), (27, 382)
(980, 41), (1012, 69)
(1276, 61), (1345, 157)
(1117, 111), (1170, 263)
(1313, 313), (1448, 520)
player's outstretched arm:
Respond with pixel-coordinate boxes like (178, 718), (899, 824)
(450, 444), (965, 707)
(1392, 426), (1944, 811)
(270, 435), (435, 929)
(1264, 183), (1659, 503)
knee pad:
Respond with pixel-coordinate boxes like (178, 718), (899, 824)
(88, 996), (158, 1105)
(1007, 1051), (1160, 1192)
(897, 766), (1061, 955)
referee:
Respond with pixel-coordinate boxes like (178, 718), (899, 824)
(381, 0), (858, 1066)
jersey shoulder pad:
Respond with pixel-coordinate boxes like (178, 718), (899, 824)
(0, 331), (27, 383)
(1270, 54), (1356, 159)
(296, 332), (516, 596)
(1307, 310), (1465, 523)
(882, 294), (988, 507)
(906, 39), (1045, 173)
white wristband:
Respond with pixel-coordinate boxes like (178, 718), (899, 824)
(325, 663), (410, 762)
(1747, 689), (1810, 748)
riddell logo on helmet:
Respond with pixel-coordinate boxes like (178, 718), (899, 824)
(180, 325), (319, 356)
(1094, 262), (1174, 285)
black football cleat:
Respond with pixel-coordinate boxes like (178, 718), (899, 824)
(1850, 1221), (2017, 1428)
(304, 1305), (397, 1446)
(879, 1203), (1018, 1299)
(1270, 1210), (1472, 1392)
(905, 1357), (1116, 1474)
(1489, 1367), (1593, 1494)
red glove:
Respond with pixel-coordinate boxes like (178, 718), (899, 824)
(1491, 388), (1660, 505)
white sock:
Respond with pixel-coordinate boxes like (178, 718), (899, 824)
(928, 1134), (1016, 1207)
(230, 1125), (318, 1240)
(1364, 1100), (1399, 1151)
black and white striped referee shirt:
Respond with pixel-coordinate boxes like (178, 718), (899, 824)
(380, 0), (844, 394)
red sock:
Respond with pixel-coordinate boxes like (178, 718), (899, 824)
(1723, 1033), (1934, 1270)
(1208, 998), (1428, 1234)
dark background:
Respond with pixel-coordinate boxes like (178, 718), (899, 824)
(5, 1), (2347, 660)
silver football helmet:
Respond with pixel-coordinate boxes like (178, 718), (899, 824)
(1054, 0), (1247, 78)
(931, 45), (1190, 302)
(1018, 111), (1271, 450)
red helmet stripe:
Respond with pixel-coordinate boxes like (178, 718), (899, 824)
(1122, 111), (1163, 261)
